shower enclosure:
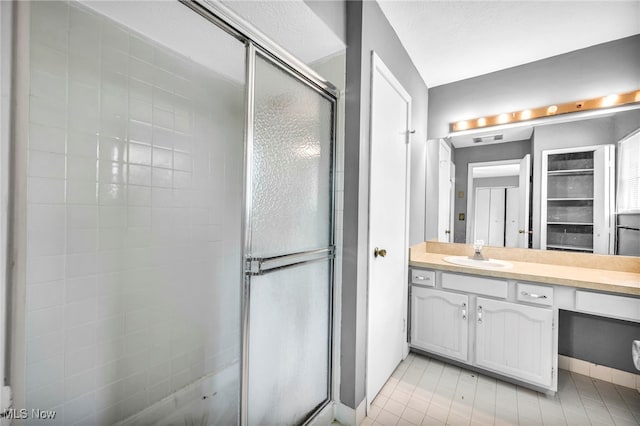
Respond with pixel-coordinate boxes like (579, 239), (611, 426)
(10, 1), (336, 424)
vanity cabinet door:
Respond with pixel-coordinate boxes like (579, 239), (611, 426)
(411, 287), (469, 362)
(475, 297), (553, 388)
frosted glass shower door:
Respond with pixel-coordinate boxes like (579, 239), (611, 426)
(244, 52), (335, 425)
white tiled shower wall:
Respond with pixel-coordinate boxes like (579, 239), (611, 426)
(24, 1), (244, 423)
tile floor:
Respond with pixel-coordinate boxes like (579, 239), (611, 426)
(363, 352), (640, 426)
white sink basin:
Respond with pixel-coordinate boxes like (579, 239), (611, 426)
(444, 256), (513, 270)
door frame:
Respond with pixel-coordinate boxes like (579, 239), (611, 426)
(365, 51), (412, 407)
(438, 140), (452, 242)
(466, 158), (522, 243)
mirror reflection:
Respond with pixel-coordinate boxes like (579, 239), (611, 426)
(431, 107), (640, 255)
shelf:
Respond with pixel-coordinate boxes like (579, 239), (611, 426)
(547, 198), (594, 202)
(547, 169), (594, 176)
(547, 222), (593, 226)
(546, 244), (593, 252)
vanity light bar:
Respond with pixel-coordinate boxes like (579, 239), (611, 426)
(451, 89), (640, 132)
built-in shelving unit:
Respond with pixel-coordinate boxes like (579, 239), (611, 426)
(541, 146), (615, 254)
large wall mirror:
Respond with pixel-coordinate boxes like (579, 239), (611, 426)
(435, 106), (640, 256)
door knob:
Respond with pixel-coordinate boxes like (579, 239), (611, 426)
(374, 247), (387, 258)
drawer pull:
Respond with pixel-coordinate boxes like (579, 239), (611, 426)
(521, 291), (547, 299)
(415, 275), (430, 281)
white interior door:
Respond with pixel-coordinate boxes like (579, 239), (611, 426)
(450, 163), (456, 243)
(488, 188), (506, 246)
(367, 52), (411, 404)
(475, 187), (507, 247)
(505, 187), (519, 247)
(518, 154), (531, 248)
(593, 145), (615, 254)
(474, 188), (491, 244)
(438, 141), (452, 242)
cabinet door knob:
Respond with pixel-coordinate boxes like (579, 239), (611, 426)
(477, 305), (483, 323)
(374, 247), (387, 258)
(462, 302), (467, 320)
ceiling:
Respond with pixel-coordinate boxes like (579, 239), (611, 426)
(378, 1), (640, 88)
(221, 0), (345, 64)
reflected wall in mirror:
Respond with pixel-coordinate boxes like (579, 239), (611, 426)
(443, 107), (640, 255)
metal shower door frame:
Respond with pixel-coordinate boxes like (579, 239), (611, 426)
(177, 3), (338, 423)
(241, 43), (337, 425)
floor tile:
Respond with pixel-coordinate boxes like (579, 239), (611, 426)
(376, 409), (400, 426)
(371, 352), (640, 426)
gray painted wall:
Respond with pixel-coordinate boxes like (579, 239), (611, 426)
(453, 141), (531, 243)
(559, 310), (640, 374)
(428, 35), (640, 139)
(342, 0), (429, 409)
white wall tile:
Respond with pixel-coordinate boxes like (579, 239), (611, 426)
(66, 180), (98, 205)
(101, 23), (128, 52)
(65, 347), (96, 379)
(65, 276), (97, 304)
(27, 255), (65, 284)
(65, 299), (97, 328)
(66, 228), (97, 254)
(30, 43), (67, 79)
(67, 131), (98, 158)
(128, 164), (151, 186)
(66, 252), (97, 278)
(26, 281), (65, 312)
(63, 392), (95, 425)
(27, 331), (65, 365)
(26, 354), (64, 392)
(30, 123), (66, 154)
(26, 381), (66, 412)
(30, 69), (66, 101)
(28, 177), (65, 204)
(69, 55), (100, 88)
(25, 2), (244, 422)
(65, 323), (97, 351)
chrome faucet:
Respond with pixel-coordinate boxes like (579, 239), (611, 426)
(470, 240), (487, 261)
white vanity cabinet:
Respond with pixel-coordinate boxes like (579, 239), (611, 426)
(475, 298), (554, 388)
(411, 287), (468, 362)
(410, 270), (557, 392)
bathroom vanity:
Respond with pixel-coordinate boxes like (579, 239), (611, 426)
(408, 241), (640, 393)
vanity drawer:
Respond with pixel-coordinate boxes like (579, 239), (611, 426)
(517, 283), (554, 306)
(441, 272), (507, 298)
(411, 269), (435, 287)
(576, 290), (640, 323)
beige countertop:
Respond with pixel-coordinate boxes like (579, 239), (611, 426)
(410, 241), (640, 296)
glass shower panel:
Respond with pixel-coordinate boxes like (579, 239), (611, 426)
(250, 54), (333, 257)
(24, 1), (244, 423)
(248, 261), (330, 425)
(246, 53), (334, 425)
